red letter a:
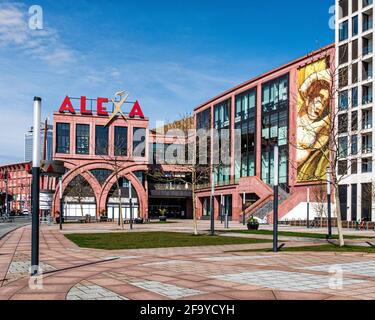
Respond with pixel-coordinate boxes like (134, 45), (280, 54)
(59, 96), (75, 114)
(129, 100), (144, 118)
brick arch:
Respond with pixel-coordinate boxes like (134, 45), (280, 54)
(52, 162), (113, 217)
(99, 164), (149, 219)
(52, 161), (148, 218)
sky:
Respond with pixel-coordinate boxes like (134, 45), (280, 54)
(0, 0), (335, 164)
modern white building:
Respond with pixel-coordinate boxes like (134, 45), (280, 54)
(24, 123), (53, 162)
(336, 0), (375, 222)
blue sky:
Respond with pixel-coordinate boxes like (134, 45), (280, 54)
(0, 0), (335, 164)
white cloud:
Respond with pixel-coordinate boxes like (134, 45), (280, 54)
(0, 2), (75, 66)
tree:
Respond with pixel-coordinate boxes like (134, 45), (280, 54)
(64, 175), (93, 218)
(311, 184), (327, 227)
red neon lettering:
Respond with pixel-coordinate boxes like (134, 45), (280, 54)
(129, 100), (144, 118)
(97, 97), (109, 116)
(59, 96), (75, 114)
(80, 96), (92, 115)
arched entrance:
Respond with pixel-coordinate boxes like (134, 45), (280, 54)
(106, 177), (140, 220)
(63, 175), (97, 218)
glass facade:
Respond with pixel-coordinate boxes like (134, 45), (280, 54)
(261, 74), (289, 186)
(114, 126), (128, 156)
(235, 89), (256, 180)
(133, 127), (146, 157)
(196, 108), (211, 166)
(76, 124), (90, 155)
(56, 123), (70, 154)
(214, 100), (231, 185)
(95, 125), (109, 155)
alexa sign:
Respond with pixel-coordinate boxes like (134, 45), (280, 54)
(59, 91), (145, 119)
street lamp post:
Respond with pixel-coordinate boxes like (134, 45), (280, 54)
(220, 194), (223, 225)
(210, 171), (215, 236)
(223, 195), (229, 229)
(129, 181), (133, 231)
(242, 192), (246, 226)
(59, 177), (63, 231)
(326, 168), (332, 239)
(5, 169), (9, 217)
(31, 97), (41, 276)
(273, 144), (279, 253)
(118, 188), (122, 227)
(307, 187), (310, 229)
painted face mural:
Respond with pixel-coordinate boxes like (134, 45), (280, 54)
(296, 58), (331, 182)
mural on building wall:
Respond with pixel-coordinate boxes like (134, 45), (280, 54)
(296, 58), (331, 182)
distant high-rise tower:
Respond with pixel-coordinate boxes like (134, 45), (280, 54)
(336, 0), (374, 222)
(24, 122), (53, 162)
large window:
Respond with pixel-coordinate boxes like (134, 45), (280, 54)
(362, 157), (372, 173)
(56, 123), (70, 154)
(361, 183), (372, 221)
(339, 91), (348, 110)
(339, 20), (349, 41)
(351, 135), (358, 155)
(214, 100), (231, 185)
(338, 136), (348, 158)
(95, 125), (109, 155)
(261, 74), (289, 186)
(133, 127), (146, 157)
(196, 109), (211, 185)
(353, 16), (359, 36)
(76, 124), (90, 155)
(339, 185), (348, 221)
(114, 126), (128, 156)
(235, 89), (256, 180)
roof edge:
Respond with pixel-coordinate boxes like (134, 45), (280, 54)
(194, 43), (335, 112)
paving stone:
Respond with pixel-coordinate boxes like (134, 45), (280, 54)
(212, 270), (366, 292)
(304, 260), (375, 277)
(66, 282), (128, 300)
(130, 280), (205, 299)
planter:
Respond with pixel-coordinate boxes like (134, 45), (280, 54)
(159, 216), (167, 222)
(247, 222), (259, 230)
(135, 218), (144, 224)
(55, 217), (65, 224)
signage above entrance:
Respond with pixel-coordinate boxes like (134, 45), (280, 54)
(58, 91), (145, 121)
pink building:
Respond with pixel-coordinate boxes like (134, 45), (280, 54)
(194, 44), (335, 223)
(52, 97), (193, 220)
(0, 162), (32, 213)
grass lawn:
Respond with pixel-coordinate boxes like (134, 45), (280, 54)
(65, 231), (271, 250)
(280, 244), (375, 253)
(222, 229), (375, 240)
(227, 243), (375, 254)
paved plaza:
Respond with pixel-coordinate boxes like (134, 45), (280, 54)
(0, 220), (375, 300)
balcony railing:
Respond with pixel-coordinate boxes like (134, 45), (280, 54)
(196, 178), (240, 190)
(362, 146), (373, 154)
(149, 183), (191, 191)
